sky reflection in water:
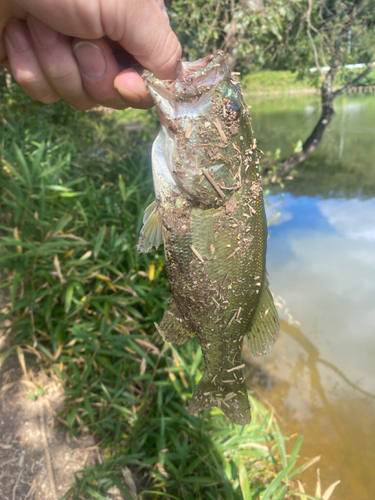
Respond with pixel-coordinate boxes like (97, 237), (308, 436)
(266, 194), (375, 393)
(259, 193), (375, 498)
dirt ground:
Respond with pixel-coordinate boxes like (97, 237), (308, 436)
(0, 294), (136, 500)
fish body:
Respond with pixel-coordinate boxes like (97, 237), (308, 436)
(138, 52), (279, 425)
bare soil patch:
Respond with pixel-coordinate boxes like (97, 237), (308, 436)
(0, 288), (141, 500)
(0, 293), (99, 500)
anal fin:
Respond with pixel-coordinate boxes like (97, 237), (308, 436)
(137, 200), (163, 253)
(158, 300), (195, 345)
(245, 273), (279, 357)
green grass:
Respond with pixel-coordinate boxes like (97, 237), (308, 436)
(241, 71), (313, 94)
(241, 68), (375, 95)
(0, 77), (326, 499)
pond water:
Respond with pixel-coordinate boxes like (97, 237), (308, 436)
(247, 93), (375, 499)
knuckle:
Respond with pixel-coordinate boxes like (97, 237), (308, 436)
(45, 66), (75, 85)
(39, 94), (60, 104)
(73, 101), (94, 111)
(106, 98), (130, 111)
(66, 94), (96, 111)
(12, 70), (35, 88)
(153, 33), (182, 78)
(12, 70), (60, 104)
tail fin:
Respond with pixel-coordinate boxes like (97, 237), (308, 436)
(187, 369), (251, 425)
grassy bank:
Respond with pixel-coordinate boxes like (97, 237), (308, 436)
(0, 78), (330, 499)
(241, 71), (314, 95)
(241, 68), (375, 95)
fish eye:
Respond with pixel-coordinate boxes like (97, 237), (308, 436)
(224, 101), (241, 121)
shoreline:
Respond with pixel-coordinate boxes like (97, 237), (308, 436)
(243, 84), (375, 97)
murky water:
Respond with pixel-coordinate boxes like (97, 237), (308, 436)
(247, 93), (375, 499)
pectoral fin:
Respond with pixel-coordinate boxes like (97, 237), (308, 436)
(159, 300), (195, 345)
(245, 274), (279, 357)
(137, 200), (163, 253)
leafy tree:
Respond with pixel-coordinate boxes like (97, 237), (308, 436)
(276, 0), (375, 176)
(169, 0), (375, 174)
(168, 0), (300, 70)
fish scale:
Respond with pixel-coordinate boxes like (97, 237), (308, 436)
(137, 52), (279, 425)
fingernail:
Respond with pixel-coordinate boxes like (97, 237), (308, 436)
(116, 87), (142, 104)
(28, 18), (58, 46)
(5, 21), (30, 51)
(74, 41), (106, 80)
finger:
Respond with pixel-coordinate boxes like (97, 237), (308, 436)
(27, 16), (95, 110)
(114, 69), (154, 109)
(4, 20), (59, 103)
(15, 0), (182, 80)
(0, 58), (10, 70)
(154, 0), (170, 23)
(0, 2), (27, 64)
(98, 0), (183, 81)
(72, 38), (140, 109)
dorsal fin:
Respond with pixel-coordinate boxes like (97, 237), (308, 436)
(245, 274), (279, 357)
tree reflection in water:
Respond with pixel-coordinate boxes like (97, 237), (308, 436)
(244, 319), (375, 500)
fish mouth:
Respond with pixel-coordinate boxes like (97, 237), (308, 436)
(176, 51), (229, 87)
(143, 51), (229, 115)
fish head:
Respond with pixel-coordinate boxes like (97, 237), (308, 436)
(143, 52), (252, 206)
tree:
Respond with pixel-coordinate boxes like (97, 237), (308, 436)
(169, 0), (375, 175)
(168, 0), (298, 70)
(275, 0), (375, 176)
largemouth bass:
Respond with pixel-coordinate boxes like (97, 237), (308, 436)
(137, 52), (279, 425)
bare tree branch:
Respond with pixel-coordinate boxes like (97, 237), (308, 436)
(275, 106), (335, 177)
(272, 0), (370, 178)
(203, 0), (222, 54)
(334, 60), (375, 97)
(306, 0), (324, 77)
(336, 0), (365, 50)
(328, 0), (365, 73)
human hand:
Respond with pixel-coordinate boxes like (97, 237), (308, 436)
(0, 0), (182, 110)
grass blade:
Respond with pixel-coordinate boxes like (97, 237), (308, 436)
(94, 225), (106, 258)
(239, 462), (252, 500)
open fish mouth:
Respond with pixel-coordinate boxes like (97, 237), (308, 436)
(143, 52), (230, 118)
(177, 52), (228, 86)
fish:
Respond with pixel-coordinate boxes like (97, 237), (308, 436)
(137, 52), (279, 425)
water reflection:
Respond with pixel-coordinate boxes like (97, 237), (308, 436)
(245, 319), (375, 499)
(250, 93), (375, 199)
(319, 198), (375, 241)
(246, 93), (375, 499)
(266, 193), (375, 395)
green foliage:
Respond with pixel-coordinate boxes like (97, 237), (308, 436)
(276, 0), (375, 82)
(168, 0), (301, 71)
(0, 85), (322, 499)
(335, 67), (375, 87)
(62, 341), (319, 499)
(169, 0), (375, 93)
